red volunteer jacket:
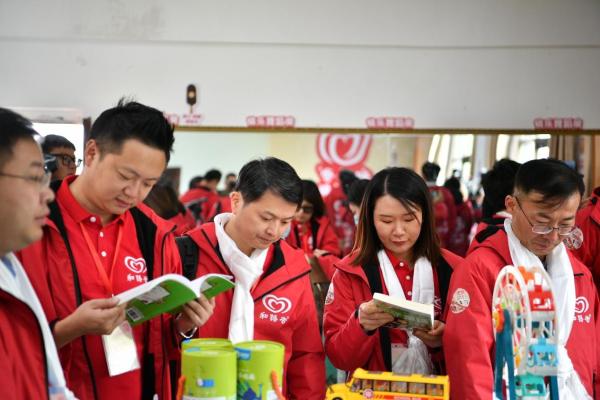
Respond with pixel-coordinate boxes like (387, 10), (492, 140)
(447, 201), (475, 257)
(324, 187), (356, 256)
(180, 186), (219, 224)
(574, 187), (600, 293)
(285, 216), (341, 280)
(444, 228), (600, 399)
(18, 178), (183, 400)
(427, 185), (457, 249)
(187, 223), (326, 400)
(324, 249), (462, 372)
(169, 208), (196, 236)
(0, 289), (49, 399)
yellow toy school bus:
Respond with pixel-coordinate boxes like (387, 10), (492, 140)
(326, 368), (449, 400)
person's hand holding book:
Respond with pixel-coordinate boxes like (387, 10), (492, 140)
(175, 295), (216, 335)
(358, 300), (395, 332)
(412, 320), (445, 348)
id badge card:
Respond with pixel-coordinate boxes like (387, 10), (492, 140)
(102, 321), (140, 376)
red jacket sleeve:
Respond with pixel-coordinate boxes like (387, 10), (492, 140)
(323, 269), (379, 371)
(16, 237), (58, 324)
(285, 275), (326, 400)
(443, 257), (495, 399)
(593, 286), (600, 397)
(316, 254), (340, 281)
(315, 223), (342, 280)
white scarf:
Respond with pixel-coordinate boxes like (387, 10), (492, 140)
(214, 213), (269, 344)
(377, 249), (434, 374)
(0, 253), (76, 399)
(504, 219), (591, 399)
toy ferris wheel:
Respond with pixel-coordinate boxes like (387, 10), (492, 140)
(492, 265), (560, 400)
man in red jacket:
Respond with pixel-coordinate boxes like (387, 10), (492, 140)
(18, 100), (215, 400)
(0, 108), (75, 399)
(422, 162), (456, 248)
(185, 157), (326, 400)
(574, 186), (600, 293)
(180, 169), (221, 224)
(444, 159), (600, 399)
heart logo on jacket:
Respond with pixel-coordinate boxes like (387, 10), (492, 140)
(124, 256), (147, 274)
(262, 294), (292, 314)
(574, 296), (589, 314)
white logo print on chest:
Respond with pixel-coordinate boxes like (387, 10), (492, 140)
(124, 256), (146, 273)
(262, 294), (292, 314)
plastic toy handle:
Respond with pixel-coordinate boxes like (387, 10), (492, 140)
(176, 375), (186, 400)
(271, 370), (286, 400)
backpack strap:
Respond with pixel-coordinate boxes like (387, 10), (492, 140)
(361, 260), (392, 371)
(175, 235), (200, 280)
(475, 224), (505, 244)
(437, 255), (453, 317)
(130, 207), (156, 281)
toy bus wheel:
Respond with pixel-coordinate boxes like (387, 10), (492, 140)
(332, 397), (343, 400)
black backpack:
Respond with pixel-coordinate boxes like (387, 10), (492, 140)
(175, 235), (200, 280)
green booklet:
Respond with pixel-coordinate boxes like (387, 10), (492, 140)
(373, 292), (434, 330)
(115, 273), (235, 326)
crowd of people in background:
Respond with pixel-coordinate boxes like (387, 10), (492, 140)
(1, 100), (599, 400)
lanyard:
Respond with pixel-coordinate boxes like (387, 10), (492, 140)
(80, 221), (124, 296)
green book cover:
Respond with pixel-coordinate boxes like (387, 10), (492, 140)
(115, 273), (234, 326)
(373, 292), (434, 330)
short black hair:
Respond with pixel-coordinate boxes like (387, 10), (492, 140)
(514, 158), (584, 205)
(301, 180), (325, 218)
(235, 157), (303, 207)
(481, 158), (521, 218)
(189, 175), (203, 190)
(422, 161), (441, 182)
(348, 179), (370, 206)
(339, 170), (358, 196)
(41, 134), (75, 154)
(0, 108), (39, 170)
(90, 98), (174, 162)
(204, 169), (222, 182)
(226, 172), (236, 179)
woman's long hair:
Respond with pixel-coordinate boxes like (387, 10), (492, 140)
(352, 167), (441, 266)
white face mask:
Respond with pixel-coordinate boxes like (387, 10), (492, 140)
(353, 213), (360, 226)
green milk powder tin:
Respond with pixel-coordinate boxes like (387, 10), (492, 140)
(182, 338), (234, 352)
(234, 340), (285, 400)
(181, 348), (237, 400)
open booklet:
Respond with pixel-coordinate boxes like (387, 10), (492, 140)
(115, 273), (235, 326)
(373, 292), (434, 330)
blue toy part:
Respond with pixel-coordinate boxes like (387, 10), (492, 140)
(527, 337), (558, 376)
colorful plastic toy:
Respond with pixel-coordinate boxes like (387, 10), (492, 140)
(492, 265), (559, 400)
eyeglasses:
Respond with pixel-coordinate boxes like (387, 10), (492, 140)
(300, 205), (314, 214)
(0, 171), (52, 189)
(514, 197), (576, 236)
(50, 153), (82, 168)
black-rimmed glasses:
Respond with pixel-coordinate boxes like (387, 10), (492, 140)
(514, 197), (576, 236)
(0, 171), (52, 189)
(50, 153), (82, 168)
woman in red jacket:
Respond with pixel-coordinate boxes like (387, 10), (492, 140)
(285, 180), (341, 331)
(324, 167), (462, 375)
(285, 180), (341, 279)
